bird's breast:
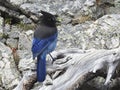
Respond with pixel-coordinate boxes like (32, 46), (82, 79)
(47, 38), (57, 53)
(34, 25), (57, 39)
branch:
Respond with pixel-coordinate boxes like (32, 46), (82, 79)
(14, 48), (120, 90)
(13, 71), (36, 90)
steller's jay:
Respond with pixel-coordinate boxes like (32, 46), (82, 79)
(31, 10), (58, 82)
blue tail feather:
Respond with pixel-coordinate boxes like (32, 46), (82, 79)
(37, 54), (46, 82)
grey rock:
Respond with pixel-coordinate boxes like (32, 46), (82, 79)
(3, 24), (11, 35)
(0, 87), (4, 90)
(0, 42), (20, 90)
(57, 21), (92, 49)
(20, 15), (32, 24)
(0, 38), (7, 44)
(18, 57), (35, 74)
(20, 3), (42, 13)
(17, 32), (34, 72)
(5, 28), (20, 49)
(84, 0), (95, 6)
(85, 14), (120, 49)
(0, 17), (3, 34)
(17, 49), (35, 75)
(18, 32), (32, 51)
(17, 50), (32, 60)
(0, 17), (3, 41)
(25, 30), (34, 36)
(57, 14), (120, 50)
(80, 0), (100, 19)
(6, 38), (18, 49)
(88, 76), (105, 89)
(16, 30), (34, 75)
(0, 42), (12, 55)
(106, 0), (120, 14)
(10, 0), (27, 5)
(9, 31), (20, 39)
(20, 0), (85, 25)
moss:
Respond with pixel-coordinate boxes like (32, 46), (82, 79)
(0, 33), (3, 37)
(5, 18), (12, 24)
(16, 23), (35, 31)
(72, 15), (91, 25)
(2, 33), (9, 39)
(4, 18), (35, 31)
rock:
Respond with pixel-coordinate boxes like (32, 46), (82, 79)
(25, 30), (34, 36)
(85, 14), (120, 49)
(57, 21), (92, 49)
(20, 3), (42, 13)
(18, 32), (32, 51)
(0, 17), (3, 33)
(106, 0), (120, 14)
(57, 14), (120, 50)
(16, 30), (34, 75)
(20, 0), (85, 25)
(3, 24), (11, 35)
(0, 17), (3, 40)
(5, 27), (20, 49)
(72, 0), (119, 24)
(88, 76), (105, 90)
(10, 0), (27, 5)
(0, 42), (12, 55)
(84, 0), (95, 6)
(0, 87), (4, 90)
(9, 30), (20, 39)
(6, 38), (18, 49)
(73, 0), (99, 23)
(1, 25), (20, 43)
(57, 24), (76, 49)
(18, 57), (35, 74)
(20, 15), (32, 24)
(17, 50), (32, 59)
(0, 42), (20, 90)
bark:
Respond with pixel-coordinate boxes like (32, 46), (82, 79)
(14, 48), (120, 90)
(13, 72), (37, 90)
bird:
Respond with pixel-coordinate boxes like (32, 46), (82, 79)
(31, 10), (58, 82)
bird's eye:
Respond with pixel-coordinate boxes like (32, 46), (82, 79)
(47, 17), (55, 22)
(52, 17), (55, 21)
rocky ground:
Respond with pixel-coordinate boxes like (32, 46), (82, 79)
(0, 0), (120, 90)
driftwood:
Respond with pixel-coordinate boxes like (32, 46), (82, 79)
(14, 48), (120, 90)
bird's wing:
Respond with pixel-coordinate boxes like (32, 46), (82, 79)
(32, 38), (50, 59)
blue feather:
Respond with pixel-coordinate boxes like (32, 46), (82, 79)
(37, 53), (46, 82)
(31, 33), (57, 82)
(32, 33), (57, 59)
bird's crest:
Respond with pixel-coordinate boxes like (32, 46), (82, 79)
(40, 10), (54, 18)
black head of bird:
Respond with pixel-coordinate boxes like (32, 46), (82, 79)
(40, 10), (58, 27)
(34, 10), (59, 39)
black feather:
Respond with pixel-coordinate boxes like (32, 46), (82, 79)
(34, 10), (58, 39)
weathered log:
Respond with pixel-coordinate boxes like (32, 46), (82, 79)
(13, 71), (37, 90)
(14, 48), (120, 90)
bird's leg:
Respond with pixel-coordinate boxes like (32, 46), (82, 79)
(49, 53), (55, 64)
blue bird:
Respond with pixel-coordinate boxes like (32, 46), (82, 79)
(31, 10), (58, 82)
